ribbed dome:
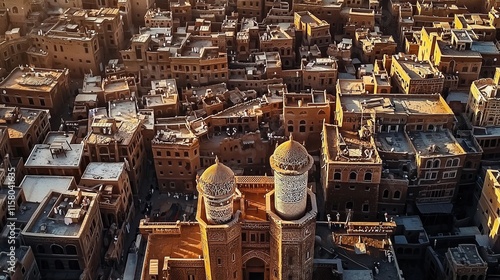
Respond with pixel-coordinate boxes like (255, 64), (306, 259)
(270, 136), (312, 172)
(198, 157), (236, 198)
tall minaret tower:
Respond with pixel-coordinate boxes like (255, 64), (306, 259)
(196, 157), (242, 280)
(270, 135), (314, 220)
(267, 136), (317, 280)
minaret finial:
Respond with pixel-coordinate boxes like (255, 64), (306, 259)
(289, 134), (293, 141)
(215, 155), (219, 164)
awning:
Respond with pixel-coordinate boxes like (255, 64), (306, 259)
(416, 202), (453, 214)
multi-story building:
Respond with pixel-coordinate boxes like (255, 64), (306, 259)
(301, 57), (338, 92)
(443, 245), (488, 280)
(152, 117), (200, 193)
(140, 137), (317, 279)
(237, 0), (264, 21)
(81, 74), (137, 106)
(62, 8), (124, 58)
(475, 169), (500, 250)
(390, 53), (444, 94)
(170, 0), (191, 27)
(0, 66), (70, 115)
(121, 29), (227, 88)
(0, 246), (40, 280)
(355, 29), (397, 64)
(79, 162), (133, 225)
(0, 28), (30, 73)
(336, 93), (456, 133)
(283, 90), (331, 144)
(294, 11), (331, 51)
(454, 13), (497, 41)
(143, 79), (180, 118)
(21, 190), (102, 280)
(416, 1), (468, 18)
(418, 28), (483, 90)
(27, 17), (103, 77)
(321, 123), (383, 221)
(259, 24), (295, 68)
(466, 78), (500, 127)
(144, 9), (179, 29)
(25, 139), (85, 181)
(0, 0), (31, 30)
(341, 8), (376, 37)
(83, 113), (144, 194)
(470, 126), (500, 161)
(407, 130), (467, 206)
(0, 106), (51, 158)
(0, 126), (12, 162)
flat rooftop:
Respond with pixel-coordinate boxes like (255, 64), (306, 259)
(25, 191), (96, 236)
(374, 132), (412, 153)
(323, 124), (380, 163)
(154, 117), (197, 145)
(20, 175), (75, 203)
(472, 126), (500, 136)
(26, 143), (83, 168)
(81, 162), (125, 181)
(408, 130), (464, 156)
(337, 79), (365, 94)
(448, 244), (486, 266)
(437, 41), (481, 57)
(0, 107), (47, 139)
(215, 99), (263, 118)
(394, 215), (424, 232)
(340, 94), (452, 115)
(87, 118), (142, 145)
(109, 100), (138, 121)
(394, 55), (441, 79)
(0, 67), (66, 92)
(473, 78), (500, 100)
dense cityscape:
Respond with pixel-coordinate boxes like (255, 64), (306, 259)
(0, 0), (499, 279)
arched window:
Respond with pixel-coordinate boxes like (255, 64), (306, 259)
(12, 6), (18, 13)
(51, 244), (64, 254)
(364, 172), (372, 181)
(446, 159), (452, 167)
(452, 158), (460, 167)
(54, 260), (64, 270)
(299, 120), (306, 132)
(346, 201), (353, 209)
(382, 189), (389, 198)
(318, 110), (326, 115)
(393, 191), (401, 199)
(287, 120), (293, 132)
(66, 245), (77, 255)
(349, 172), (357, 180)
(433, 159), (440, 168)
(334, 172), (341, 180)
(426, 160), (432, 168)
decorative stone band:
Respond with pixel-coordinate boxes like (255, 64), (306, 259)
(274, 172), (308, 220)
(205, 201), (234, 224)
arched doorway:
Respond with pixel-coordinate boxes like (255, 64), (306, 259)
(244, 257), (266, 280)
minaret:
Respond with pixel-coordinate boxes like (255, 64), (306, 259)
(197, 156), (236, 224)
(267, 136), (317, 280)
(196, 157), (242, 280)
(269, 135), (314, 220)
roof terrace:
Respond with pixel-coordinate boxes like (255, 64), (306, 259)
(0, 67), (67, 92)
(25, 143), (83, 168)
(324, 124), (380, 163)
(20, 175), (75, 203)
(25, 190), (97, 236)
(81, 162), (125, 181)
(408, 130), (465, 156)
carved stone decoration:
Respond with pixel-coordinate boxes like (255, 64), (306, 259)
(242, 250), (271, 265)
(207, 230), (225, 242)
(206, 202), (233, 224)
(227, 226), (240, 241)
(274, 172), (308, 219)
